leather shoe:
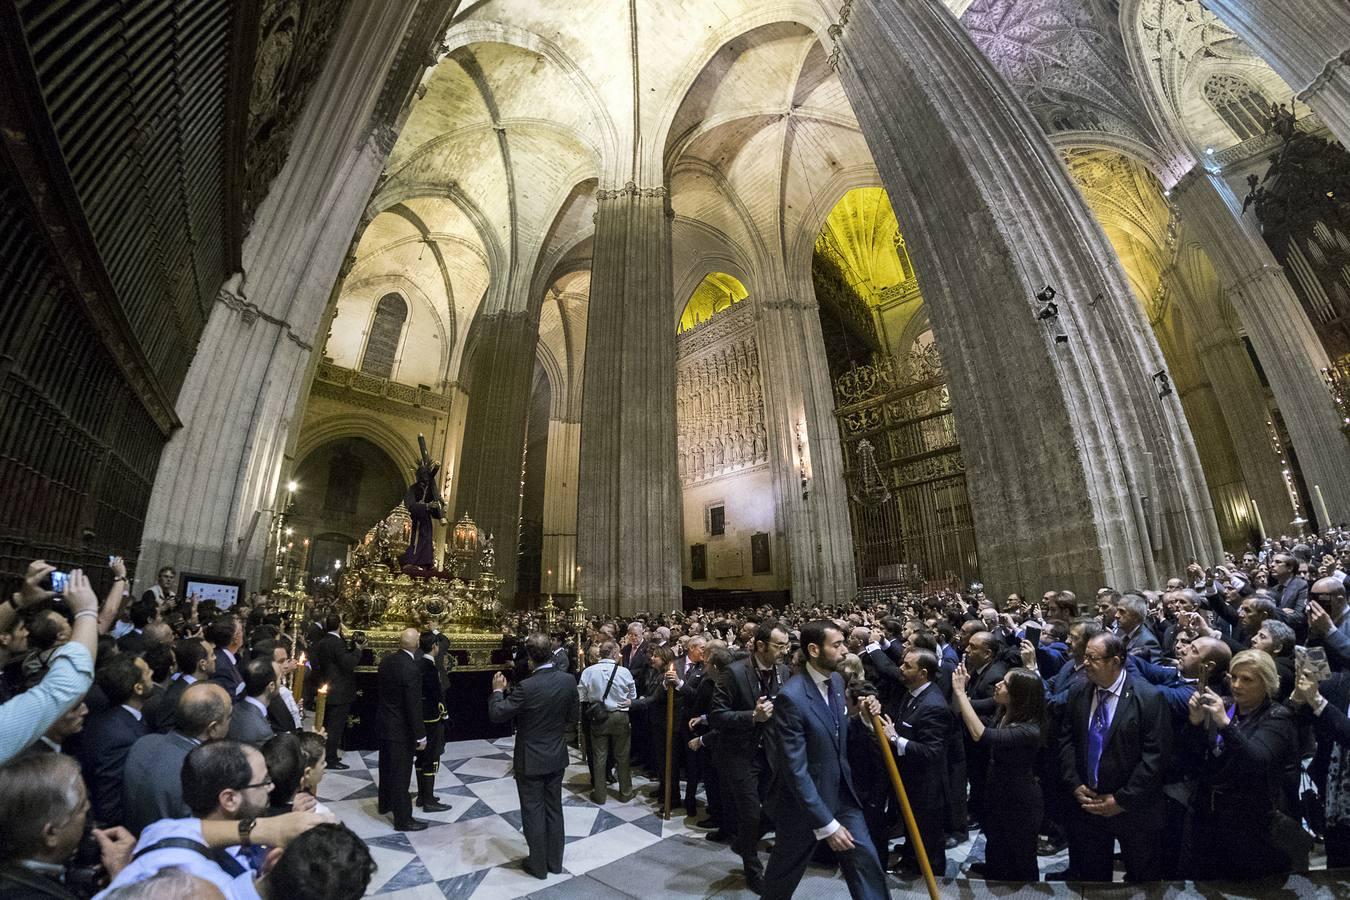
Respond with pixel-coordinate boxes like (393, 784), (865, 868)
(328, 760), (350, 771)
(707, 830), (731, 843)
(393, 818), (428, 831)
(616, 791), (635, 802)
(694, 818), (717, 829)
(1037, 836), (1066, 856)
(418, 799), (452, 812)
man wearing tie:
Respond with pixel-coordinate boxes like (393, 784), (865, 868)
(1058, 631), (1170, 882)
(883, 648), (952, 879)
(489, 632), (579, 879)
(762, 620), (888, 900)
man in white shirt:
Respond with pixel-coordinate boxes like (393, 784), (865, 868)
(579, 640), (636, 803)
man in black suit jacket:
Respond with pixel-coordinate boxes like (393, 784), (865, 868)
(708, 623), (791, 893)
(1058, 632), (1170, 882)
(489, 632), (580, 880)
(960, 631), (1008, 826)
(156, 637), (214, 734)
(377, 628), (427, 831)
(1271, 552), (1311, 639)
(77, 653), (151, 825)
(884, 648), (952, 878)
(205, 615), (245, 700)
(311, 612), (365, 768)
(227, 658), (278, 746)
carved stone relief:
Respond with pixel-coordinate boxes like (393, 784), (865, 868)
(676, 302), (768, 486)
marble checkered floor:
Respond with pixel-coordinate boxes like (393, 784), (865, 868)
(317, 735), (1009, 899)
(320, 736), (724, 899)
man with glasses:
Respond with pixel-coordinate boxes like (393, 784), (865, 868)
(102, 740), (275, 897)
(1270, 553), (1310, 640)
(710, 623), (790, 894)
(1056, 633), (1169, 882)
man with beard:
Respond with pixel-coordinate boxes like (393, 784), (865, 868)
(103, 739), (274, 896)
(761, 620), (888, 900)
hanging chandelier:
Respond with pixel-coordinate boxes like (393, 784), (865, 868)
(850, 438), (892, 507)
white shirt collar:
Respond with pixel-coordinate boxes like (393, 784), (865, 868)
(1100, 668), (1127, 697)
(122, 704), (143, 722)
(245, 695), (269, 715)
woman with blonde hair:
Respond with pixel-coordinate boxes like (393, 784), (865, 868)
(1180, 648), (1300, 879)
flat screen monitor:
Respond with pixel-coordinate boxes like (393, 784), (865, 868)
(178, 573), (247, 609)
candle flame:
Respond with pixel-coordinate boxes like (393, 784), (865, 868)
(319, 684), (329, 694)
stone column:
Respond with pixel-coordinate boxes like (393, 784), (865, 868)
(1165, 265), (1296, 535)
(833, 0), (1222, 598)
(1172, 167), (1350, 521)
(757, 291), (856, 606)
(1202, 0), (1350, 150)
(541, 417), (581, 596)
(137, 0), (425, 592)
(577, 184), (681, 615)
(454, 311), (537, 599)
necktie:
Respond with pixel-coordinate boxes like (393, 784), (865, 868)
(826, 679), (840, 732)
(1086, 687), (1110, 789)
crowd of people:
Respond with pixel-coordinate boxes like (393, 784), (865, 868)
(3, 529), (1350, 897)
(0, 561), (376, 899)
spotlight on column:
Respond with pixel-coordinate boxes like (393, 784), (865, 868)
(1035, 285), (1059, 322)
(1153, 370), (1173, 399)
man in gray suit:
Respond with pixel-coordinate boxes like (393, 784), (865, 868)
(227, 657), (278, 746)
(122, 683), (232, 833)
(489, 633), (580, 880)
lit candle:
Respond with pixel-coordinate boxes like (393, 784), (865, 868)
(1252, 500), (1266, 541)
(315, 683), (329, 730)
(291, 653), (307, 705)
(1315, 485), (1332, 531)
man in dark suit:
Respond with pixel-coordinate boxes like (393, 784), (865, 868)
(122, 682), (231, 833)
(489, 632), (579, 879)
(1058, 632), (1170, 882)
(227, 657), (278, 746)
(415, 631), (451, 812)
(884, 648), (952, 878)
(310, 612), (364, 769)
(115, 598), (160, 656)
(1114, 593), (1161, 662)
(622, 623), (651, 680)
(156, 637), (214, 734)
(76, 653), (151, 825)
(762, 620), (888, 900)
(677, 635), (708, 815)
(377, 628), (427, 831)
(205, 615), (244, 700)
(960, 631), (1008, 827)
(709, 623), (791, 893)
(1271, 552), (1311, 639)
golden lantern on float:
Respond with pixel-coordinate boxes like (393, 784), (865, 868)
(449, 512), (480, 581)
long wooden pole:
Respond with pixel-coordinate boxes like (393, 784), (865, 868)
(871, 713), (940, 900)
(662, 683), (675, 819)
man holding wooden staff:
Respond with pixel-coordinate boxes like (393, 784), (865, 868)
(761, 620), (888, 900)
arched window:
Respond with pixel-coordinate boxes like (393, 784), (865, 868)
(1203, 74), (1273, 142)
(360, 292), (407, 379)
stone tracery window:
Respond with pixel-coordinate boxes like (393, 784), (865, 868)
(1203, 74), (1272, 142)
(359, 292), (408, 379)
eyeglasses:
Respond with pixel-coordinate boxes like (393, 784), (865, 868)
(1082, 654), (1112, 664)
(240, 777), (273, 790)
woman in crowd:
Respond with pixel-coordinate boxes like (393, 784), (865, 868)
(1180, 648), (1299, 880)
(951, 663), (1045, 881)
(633, 644), (682, 804)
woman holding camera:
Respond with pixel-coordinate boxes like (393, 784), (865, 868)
(951, 663), (1045, 881)
(1180, 649), (1300, 880)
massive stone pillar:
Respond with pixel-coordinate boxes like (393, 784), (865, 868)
(833, 0), (1222, 597)
(757, 290), (856, 606)
(577, 184), (681, 615)
(1166, 260), (1296, 536)
(1172, 167), (1350, 522)
(1201, 0), (1350, 150)
(541, 418), (581, 596)
(454, 311), (537, 599)
(137, 0), (425, 593)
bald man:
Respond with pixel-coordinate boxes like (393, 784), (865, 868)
(1308, 576), (1350, 670)
(377, 628), (428, 830)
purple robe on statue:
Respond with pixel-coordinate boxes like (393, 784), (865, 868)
(402, 479), (442, 569)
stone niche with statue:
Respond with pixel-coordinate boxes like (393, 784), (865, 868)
(337, 507), (504, 668)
